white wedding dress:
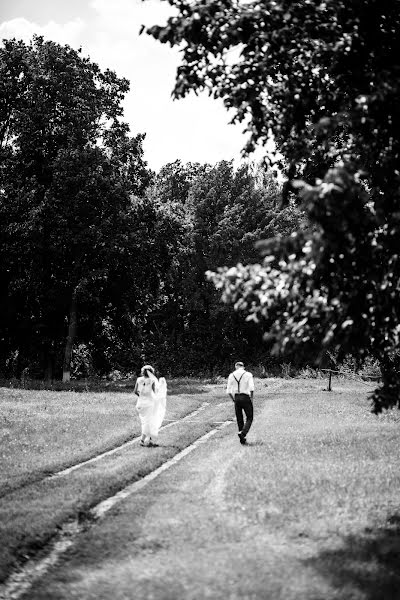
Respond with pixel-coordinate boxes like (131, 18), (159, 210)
(136, 373), (167, 441)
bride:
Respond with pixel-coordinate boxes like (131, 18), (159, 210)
(134, 365), (167, 447)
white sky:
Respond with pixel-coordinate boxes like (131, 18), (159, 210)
(0, 0), (267, 172)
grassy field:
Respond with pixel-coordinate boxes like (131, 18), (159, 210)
(0, 380), (228, 582)
(24, 377), (400, 600)
(2, 377), (400, 598)
(0, 380), (209, 495)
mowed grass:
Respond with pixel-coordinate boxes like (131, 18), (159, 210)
(25, 378), (400, 600)
(229, 379), (400, 537)
(223, 379), (400, 598)
(3, 378), (400, 598)
(0, 381), (209, 495)
(0, 380), (226, 582)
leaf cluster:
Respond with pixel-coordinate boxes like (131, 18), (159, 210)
(149, 0), (400, 410)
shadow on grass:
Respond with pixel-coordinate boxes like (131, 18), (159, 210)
(167, 385), (208, 396)
(241, 440), (265, 448)
(156, 444), (182, 450)
(0, 378), (208, 395)
(303, 515), (400, 599)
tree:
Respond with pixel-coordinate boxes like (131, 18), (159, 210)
(79, 191), (189, 377)
(146, 160), (303, 374)
(0, 36), (152, 380)
(153, 160), (208, 205)
(148, 1), (400, 411)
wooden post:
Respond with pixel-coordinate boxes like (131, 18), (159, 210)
(321, 368), (338, 391)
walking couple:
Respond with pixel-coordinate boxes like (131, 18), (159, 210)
(134, 365), (167, 447)
(134, 360), (255, 447)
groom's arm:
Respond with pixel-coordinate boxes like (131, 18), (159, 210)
(249, 373), (255, 400)
(226, 374), (235, 401)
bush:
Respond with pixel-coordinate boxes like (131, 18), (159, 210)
(71, 344), (94, 379)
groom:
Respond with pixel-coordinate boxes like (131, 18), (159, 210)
(226, 361), (255, 445)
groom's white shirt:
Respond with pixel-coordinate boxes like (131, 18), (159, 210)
(226, 368), (254, 397)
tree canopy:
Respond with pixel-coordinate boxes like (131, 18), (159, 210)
(141, 160), (302, 375)
(0, 42), (300, 384)
(0, 36), (157, 380)
(148, 0), (400, 411)
(0, 33), (301, 381)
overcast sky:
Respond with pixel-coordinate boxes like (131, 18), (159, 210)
(0, 0), (265, 172)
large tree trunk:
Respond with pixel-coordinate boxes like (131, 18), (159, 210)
(63, 288), (78, 383)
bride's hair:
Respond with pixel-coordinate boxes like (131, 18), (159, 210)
(141, 364), (155, 376)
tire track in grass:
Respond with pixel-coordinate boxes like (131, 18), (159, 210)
(0, 420), (233, 600)
(0, 402), (212, 501)
(51, 401), (211, 478)
(47, 392), (271, 481)
(2, 383), (277, 499)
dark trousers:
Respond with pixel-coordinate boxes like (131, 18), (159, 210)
(234, 393), (253, 437)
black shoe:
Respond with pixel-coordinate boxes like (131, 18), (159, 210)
(238, 432), (247, 445)
(148, 441), (159, 447)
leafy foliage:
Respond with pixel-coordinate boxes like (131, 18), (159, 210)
(141, 160), (304, 374)
(148, 0), (400, 410)
(0, 37), (161, 378)
(1, 36), (300, 379)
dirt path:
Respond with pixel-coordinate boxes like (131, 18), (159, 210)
(14, 388), (326, 600)
(0, 396), (238, 599)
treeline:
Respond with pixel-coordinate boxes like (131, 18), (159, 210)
(0, 36), (304, 380)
